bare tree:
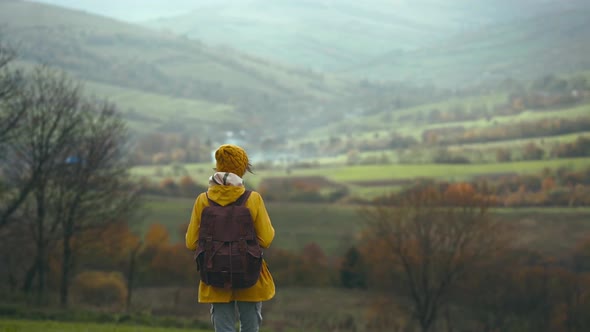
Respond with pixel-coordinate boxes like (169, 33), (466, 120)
(2, 67), (84, 300)
(49, 100), (140, 307)
(362, 184), (507, 332)
(0, 40), (25, 174)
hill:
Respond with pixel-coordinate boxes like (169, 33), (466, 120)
(352, 3), (590, 86)
(2, 0), (589, 161)
(0, 0), (351, 138)
(144, 0), (484, 71)
(144, 0), (580, 73)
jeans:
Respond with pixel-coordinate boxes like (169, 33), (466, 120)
(210, 301), (263, 332)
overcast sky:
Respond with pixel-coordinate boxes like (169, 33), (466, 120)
(30, 0), (204, 22)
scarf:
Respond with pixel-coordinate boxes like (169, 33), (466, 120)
(208, 172), (244, 187)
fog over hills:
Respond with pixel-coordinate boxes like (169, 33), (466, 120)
(33, 0), (590, 78)
(1, 0), (357, 140)
(3, 0), (590, 144)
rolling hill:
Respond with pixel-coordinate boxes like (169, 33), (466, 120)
(144, 0), (487, 71)
(144, 0), (581, 74)
(351, 2), (590, 87)
(2, 0), (589, 155)
(0, 0), (352, 139)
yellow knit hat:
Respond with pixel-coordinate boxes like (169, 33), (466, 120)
(215, 144), (251, 177)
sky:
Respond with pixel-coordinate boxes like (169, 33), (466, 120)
(30, 0), (204, 22)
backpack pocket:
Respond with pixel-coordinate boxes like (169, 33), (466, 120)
(195, 248), (205, 271)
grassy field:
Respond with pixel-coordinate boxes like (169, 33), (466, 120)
(83, 82), (237, 133)
(140, 196), (363, 256)
(132, 157), (590, 202)
(133, 157), (590, 187)
(303, 92), (589, 145)
(0, 319), (209, 332)
(134, 286), (382, 332)
(395, 102), (590, 138)
(0, 287), (392, 332)
(138, 192), (590, 257)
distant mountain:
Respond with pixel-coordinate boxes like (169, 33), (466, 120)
(144, 0), (479, 71)
(0, 0), (351, 138)
(144, 0), (573, 72)
(31, 0), (201, 22)
(2, 0), (588, 147)
(351, 3), (590, 87)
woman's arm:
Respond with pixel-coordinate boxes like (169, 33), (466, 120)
(249, 191), (275, 248)
(185, 193), (205, 250)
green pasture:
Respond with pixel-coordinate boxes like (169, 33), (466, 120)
(447, 131), (590, 150)
(0, 319), (209, 332)
(139, 191), (590, 257)
(307, 131), (590, 170)
(248, 157), (590, 186)
(297, 92), (589, 147)
(396, 103), (590, 139)
(140, 196), (363, 256)
(302, 93), (508, 141)
(84, 82), (236, 132)
(132, 157), (590, 194)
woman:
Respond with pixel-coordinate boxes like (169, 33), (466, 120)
(185, 144), (275, 332)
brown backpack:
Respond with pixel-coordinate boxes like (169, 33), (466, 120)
(195, 190), (263, 289)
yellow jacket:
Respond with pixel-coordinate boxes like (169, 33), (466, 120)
(185, 185), (275, 303)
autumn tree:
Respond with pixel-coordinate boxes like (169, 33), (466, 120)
(75, 222), (142, 311)
(360, 183), (507, 332)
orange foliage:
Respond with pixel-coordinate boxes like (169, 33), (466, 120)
(542, 177), (556, 192)
(76, 222), (141, 265)
(145, 223), (170, 248)
(179, 175), (195, 189)
(71, 271), (128, 308)
(159, 177), (177, 191)
(443, 182), (476, 204)
(149, 243), (193, 284)
(301, 242), (327, 266)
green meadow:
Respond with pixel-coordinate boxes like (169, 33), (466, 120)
(140, 193), (590, 257)
(133, 157), (590, 189)
(140, 196), (363, 256)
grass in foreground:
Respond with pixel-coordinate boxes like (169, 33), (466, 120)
(0, 319), (210, 332)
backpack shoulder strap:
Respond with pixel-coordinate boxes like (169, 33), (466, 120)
(234, 190), (252, 206)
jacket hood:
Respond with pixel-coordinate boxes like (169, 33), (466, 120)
(206, 185), (246, 206)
